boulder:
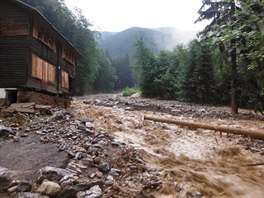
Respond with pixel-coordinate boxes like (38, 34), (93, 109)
(76, 185), (102, 198)
(0, 167), (17, 192)
(37, 180), (61, 197)
(16, 180), (32, 192)
(38, 166), (76, 183)
(0, 125), (12, 137)
(15, 192), (49, 198)
(57, 186), (77, 198)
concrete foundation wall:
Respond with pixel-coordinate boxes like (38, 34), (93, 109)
(0, 89), (6, 98)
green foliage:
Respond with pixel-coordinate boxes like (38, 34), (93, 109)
(134, 37), (157, 97)
(122, 87), (140, 97)
(197, 0), (264, 112)
(112, 54), (135, 90)
(93, 51), (117, 93)
(181, 40), (216, 104)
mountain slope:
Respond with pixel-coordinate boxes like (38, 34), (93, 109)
(99, 27), (197, 59)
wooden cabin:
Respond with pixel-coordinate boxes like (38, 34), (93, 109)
(0, 0), (82, 97)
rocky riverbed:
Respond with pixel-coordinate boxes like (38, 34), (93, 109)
(0, 93), (264, 198)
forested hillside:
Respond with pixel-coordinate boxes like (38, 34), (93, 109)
(100, 27), (197, 59)
(134, 0), (264, 113)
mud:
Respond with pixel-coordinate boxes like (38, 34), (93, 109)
(72, 94), (264, 198)
(0, 133), (68, 181)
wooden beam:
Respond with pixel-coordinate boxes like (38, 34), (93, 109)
(144, 115), (264, 139)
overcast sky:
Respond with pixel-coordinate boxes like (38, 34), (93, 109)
(64, 0), (208, 32)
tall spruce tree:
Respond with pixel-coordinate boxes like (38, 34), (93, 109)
(182, 40), (216, 104)
(196, 0), (239, 113)
(134, 37), (156, 97)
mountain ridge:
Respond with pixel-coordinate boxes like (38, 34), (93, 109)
(99, 27), (197, 59)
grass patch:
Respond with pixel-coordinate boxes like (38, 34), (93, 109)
(122, 87), (141, 97)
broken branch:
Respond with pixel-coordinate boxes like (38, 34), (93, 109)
(144, 115), (264, 139)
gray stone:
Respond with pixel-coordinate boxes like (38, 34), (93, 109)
(109, 168), (121, 176)
(0, 167), (17, 192)
(35, 105), (52, 115)
(15, 192), (49, 198)
(98, 162), (111, 173)
(16, 180), (32, 192)
(105, 175), (114, 186)
(0, 125), (12, 137)
(75, 179), (104, 192)
(38, 166), (76, 183)
(37, 180), (61, 197)
(57, 186), (77, 198)
(76, 185), (102, 198)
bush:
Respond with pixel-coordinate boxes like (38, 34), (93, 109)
(122, 87), (140, 97)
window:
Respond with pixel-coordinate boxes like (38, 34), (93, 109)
(48, 64), (56, 84)
(31, 54), (56, 85)
(31, 54), (42, 79)
(62, 45), (76, 65)
(32, 23), (56, 52)
(61, 70), (69, 89)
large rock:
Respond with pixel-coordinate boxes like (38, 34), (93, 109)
(16, 180), (32, 192)
(57, 186), (77, 198)
(0, 125), (12, 137)
(4, 103), (36, 114)
(15, 192), (49, 198)
(76, 185), (102, 198)
(0, 167), (17, 192)
(35, 105), (52, 115)
(38, 166), (76, 183)
(37, 180), (61, 197)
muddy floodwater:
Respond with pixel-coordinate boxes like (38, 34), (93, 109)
(72, 94), (264, 198)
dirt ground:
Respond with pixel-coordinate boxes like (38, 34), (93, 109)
(0, 133), (68, 180)
(71, 93), (264, 198)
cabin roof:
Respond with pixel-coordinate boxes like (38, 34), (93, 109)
(5, 0), (83, 58)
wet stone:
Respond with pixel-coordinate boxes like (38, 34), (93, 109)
(98, 162), (111, 173)
(105, 175), (114, 186)
(109, 168), (121, 176)
(0, 167), (17, 192)
(0, 125), (12, 137)
(16, 180), (32, 192)
(38, 166), (76, 183)
(57, 186), (77, 198)
(15, 192), (49, 198)
(76, 185), (102, 198)
(37, 180), (61, 197)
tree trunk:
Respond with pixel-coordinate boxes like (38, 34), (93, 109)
(144, 115), (264, 139)
(230, 0), (238, 114)
(230, 43), (238, 114)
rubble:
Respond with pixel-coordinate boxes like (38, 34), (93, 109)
(0, 103), (160, 197)
(0, 94), (263, 197)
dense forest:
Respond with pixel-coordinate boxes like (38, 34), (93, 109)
(134, 0), (264, 113)
(21, 0), (264, 113)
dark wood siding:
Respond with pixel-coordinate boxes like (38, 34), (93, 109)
(0, 0), (80, 95)
(0, 36), (29, 87)
(0, 1), (29, 88)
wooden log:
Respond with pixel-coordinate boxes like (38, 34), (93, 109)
(144, 115), (264, 139)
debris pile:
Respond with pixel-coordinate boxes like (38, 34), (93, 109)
(0, 106), (161, 198)
(84, 94), (264, 120)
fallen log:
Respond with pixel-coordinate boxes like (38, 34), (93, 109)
(144, 115), (264, 139)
